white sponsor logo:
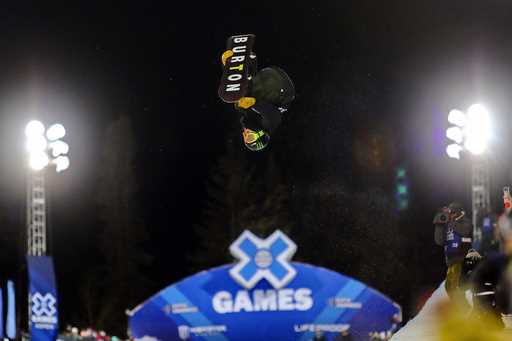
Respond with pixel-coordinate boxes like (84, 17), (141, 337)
(328, 297), (363, 309)
(212, 288), (313, 314)
(177, 325), (226, 339)
(224, 36), (249, 93)
(294, 324), (350, 333)
(136, 336), (161, 341)
(32, 292), (57, 317)
(369, 331), (393, 339)
(162, 303), (198, 314)
(31, 292), (57, 329)
(177, 326), (190, 340)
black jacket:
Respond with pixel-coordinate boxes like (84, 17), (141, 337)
(236, 66), (294, 134)
(237, 102), (282, 134)
(433, 213), (473, 266)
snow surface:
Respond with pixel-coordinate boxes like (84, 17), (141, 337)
(389, 281), (512, 340)
(390, 281), (448, 341)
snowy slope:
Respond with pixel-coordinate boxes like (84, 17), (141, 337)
(390, 281), (448, 340)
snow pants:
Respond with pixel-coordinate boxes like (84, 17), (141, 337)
(446, 262), (469, 308)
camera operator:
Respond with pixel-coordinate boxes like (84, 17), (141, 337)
(433, 202), (473, 309)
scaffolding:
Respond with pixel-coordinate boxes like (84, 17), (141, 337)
(471, 157), (490, 244)
(27, 171), (46, 256)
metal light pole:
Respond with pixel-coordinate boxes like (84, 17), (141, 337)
(471, 156), (491, 243)
(25, 120), (70, 256)
(445, 104), (492, 245)
(27, 171), (47, 256)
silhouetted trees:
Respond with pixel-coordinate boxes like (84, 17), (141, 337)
(191, 141), (293, 271)
(82, 115), (152, 334)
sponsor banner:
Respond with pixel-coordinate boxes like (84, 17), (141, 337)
(27, 256), (59, 341)
(129, 230), (401, 340)
(129, 263), (401, 341)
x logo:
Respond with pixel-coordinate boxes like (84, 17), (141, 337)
(32, 292), (57, 317)
(229, 230), (297, 289)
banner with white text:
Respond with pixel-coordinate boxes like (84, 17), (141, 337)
(27, 256), (58, 341)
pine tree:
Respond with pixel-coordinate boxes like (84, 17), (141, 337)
(83, 115), (152, 334)
(191, 141), (293, 272)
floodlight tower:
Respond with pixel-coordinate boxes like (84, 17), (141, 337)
(25, 120), (70, 256)
(446, 104), (491, 244)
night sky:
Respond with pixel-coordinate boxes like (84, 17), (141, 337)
(0, 0), (512, 331)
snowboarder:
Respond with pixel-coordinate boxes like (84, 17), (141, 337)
(220, 47), (295, 151)
(433, 202), (473, 307)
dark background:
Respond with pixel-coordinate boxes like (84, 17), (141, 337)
(0, 0), (511, 335)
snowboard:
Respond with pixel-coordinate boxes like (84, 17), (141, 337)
(218, 34), (256, 103)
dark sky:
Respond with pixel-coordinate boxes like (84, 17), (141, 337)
(0, 0), (512, 329)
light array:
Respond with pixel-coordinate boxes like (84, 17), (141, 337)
(446, 104), (491, 159)
(25, 120), (70, 172)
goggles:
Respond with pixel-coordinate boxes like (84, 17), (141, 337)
(243, 128), (265, 144)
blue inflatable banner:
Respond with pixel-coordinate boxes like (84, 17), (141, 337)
(7, 280), (16, 339)
(129, 230), (401, 341)
(27, 256), (59, 341)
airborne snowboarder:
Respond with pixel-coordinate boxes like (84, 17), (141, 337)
(219, 35), (295, 151)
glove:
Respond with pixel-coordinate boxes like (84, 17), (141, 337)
(237, 97), (256, 109)
(221, 50), (233, 66)
(465, 249), (482, 261)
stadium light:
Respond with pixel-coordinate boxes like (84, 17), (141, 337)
(25, 120), (45, 138)
(53, 156), (70, 172)
(49, 141), (69, 157)
(26, 135), (48, 154)
(464, 104), (491, 155)
(446, 143), (463, 159)
(447, 110), (467, 127)
(25, 121), (70, 172)
(25, 120), (71, 259)
(46, 123), (66, 141)
(446, 126), (463, 144)
(29, 151), (50, 171)
(445, 104), (491, 158)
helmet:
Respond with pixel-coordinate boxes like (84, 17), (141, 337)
(242, 128), (269, 151)
(448, 202), (466, 220)
(448, 202), (464, 214)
